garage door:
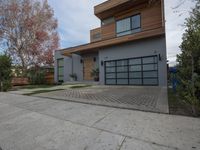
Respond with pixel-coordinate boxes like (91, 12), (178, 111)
(105, 55), (158, 85)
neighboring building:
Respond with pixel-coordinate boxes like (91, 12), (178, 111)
(55, 0), (167, 86)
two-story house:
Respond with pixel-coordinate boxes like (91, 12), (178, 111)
(54, 0), (167, 86)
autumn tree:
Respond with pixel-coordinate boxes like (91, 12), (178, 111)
(177, 0), (200, 116)
(0, 0), (59, 73)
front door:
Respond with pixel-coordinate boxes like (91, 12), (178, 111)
(83, 57), (95, 80)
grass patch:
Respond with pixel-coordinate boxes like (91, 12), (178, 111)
(168, 88), (193, 116)
(168, 88), (180, 107)
(23, 89), (63, 96)
(69, 84), (92, 89)
(12, 85), (55, 90)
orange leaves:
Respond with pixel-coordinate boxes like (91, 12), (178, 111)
(0, 0), (59, 68)
(35, 31), (48, 41)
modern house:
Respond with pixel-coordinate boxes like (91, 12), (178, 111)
(54, 0), (167, 86)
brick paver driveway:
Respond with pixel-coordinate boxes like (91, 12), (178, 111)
(35, 86), (169, 113)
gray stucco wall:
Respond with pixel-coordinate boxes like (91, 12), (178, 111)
(98, 36), (167, 86)
(54, 51), (83, 82)
(55, 36), (167, 86)
(54, 50), (71, 82)
(54, 51), (99, 83)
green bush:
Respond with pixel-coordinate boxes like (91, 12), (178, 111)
(0, 54), (12, 92)
(2, 80), (12, 92)
(176, 0), (200, 116)
(27, 68), (46, 85)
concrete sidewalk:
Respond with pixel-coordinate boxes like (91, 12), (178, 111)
(0, 92), (199, 150)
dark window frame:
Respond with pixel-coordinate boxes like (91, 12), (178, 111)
(116, 13), (141, 37)
(57, 58), (64, 83)
(105, 55), (159, 86)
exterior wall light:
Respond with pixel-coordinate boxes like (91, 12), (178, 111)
(80, 59), (83, 63)
(93, 57), (96, 62)
(101, 61), (104, 66)
(159, 54), (162, 61)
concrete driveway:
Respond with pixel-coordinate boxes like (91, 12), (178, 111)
(0, 93), (200, 150)
(35, 86), (169, 113)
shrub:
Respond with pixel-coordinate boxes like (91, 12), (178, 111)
(0, 54), (12, 91)
(91, 68), (99, 81)
(27, 68), (46, 85)
(69, 73), (77, 81)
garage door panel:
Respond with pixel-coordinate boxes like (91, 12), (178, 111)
(142, 56), (158, 64)
(129, 65), (142, 71)
(106, 67), (115, 73)
(143, 64), (158, 71)
(129, 72), (142, 78)
(117, 66), (128, 72)
(143, 71), (158, 78)
(129, 58), (141, 65)
(143, 78), (158, 85)
(129, 79), (142, 85)
(106, 79), (116, 85)
(117, 79), (128, 85)
(106, 61), (115, 67)
(117, 73), (128, 78)
(106, 73), (116, 79)
(117, 60), (128, 66)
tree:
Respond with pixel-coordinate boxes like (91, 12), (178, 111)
(0, 53), (12, 91)
(177, 0), (200, 116)
(0, 0), (59, 73)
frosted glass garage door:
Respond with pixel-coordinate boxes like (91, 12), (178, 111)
(105, 55), (158, 85)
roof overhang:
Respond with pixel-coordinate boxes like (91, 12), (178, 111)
(61, 27), (165, 56)
(94, 0), (149, 19)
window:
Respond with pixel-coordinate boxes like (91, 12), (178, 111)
(57, 59), (64, 82)
(116, 14), (141, 37)
(116, 18), (131, 36)
(131, 15), (141, 33)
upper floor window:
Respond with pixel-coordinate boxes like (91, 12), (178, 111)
(116, 14), (141, 37)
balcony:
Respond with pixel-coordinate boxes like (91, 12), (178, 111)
(90, 27), (102, 43)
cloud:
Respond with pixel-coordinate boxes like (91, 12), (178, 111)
(165, 0), (195, 66)
(49, 0), (195, 66)
(48, 0), (105, 48)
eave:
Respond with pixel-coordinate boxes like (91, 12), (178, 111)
(62, 27), (165, 56)
(94, 0), (148, 19)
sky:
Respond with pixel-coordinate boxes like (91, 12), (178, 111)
(48, 0), (195, 66)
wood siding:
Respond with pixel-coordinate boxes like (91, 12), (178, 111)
(101, 23), (116, 40)
(90, 0), (163, 43)
(95, 0), (148, 19)
(64, 27), (165, 55)
(83, 57), (95, 80)
(63, 0), (165, 55)
(94, 0), (130, 16)
(90, 27), (101, 42)
(115, 0), (162, 34)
